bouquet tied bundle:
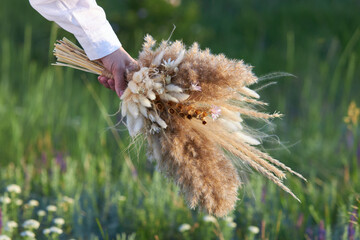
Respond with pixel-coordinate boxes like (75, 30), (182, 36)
(53, 36), (305, 217)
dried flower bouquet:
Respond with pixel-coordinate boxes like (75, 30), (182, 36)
(53, 36), (305, 217)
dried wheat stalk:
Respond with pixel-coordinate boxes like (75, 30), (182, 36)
(53, 36), (306, 217)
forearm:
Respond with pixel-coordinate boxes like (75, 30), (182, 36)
(29, 0), (121, 60)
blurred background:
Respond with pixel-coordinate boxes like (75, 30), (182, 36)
(0, 0), (359, 239)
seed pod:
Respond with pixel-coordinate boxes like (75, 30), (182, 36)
(167, 101), (175, 106)
(156, 102), (164, 111)
(188, 109), (195, 115)
(175, 104), (183, 112)
(168, 108), (175, 114)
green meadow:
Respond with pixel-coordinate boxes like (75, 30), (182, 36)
(0, 0), (359, 239)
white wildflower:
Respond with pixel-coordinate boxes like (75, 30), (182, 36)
(53, 218), (65, 226)
(15, 199), (23, 206)
(4, 221), (18, 231)
(0, 196), (11, 204)
(20, 231), (35, 238)
(178, 223), (191, 232)
(224, 216), (234, 223)
(46, 205), (57, 212)
(28, 199), (39, 207)
(248, 225), (260, 234)
(6, 184), (21, 194)
(22, 219), (40, 230)
(37, 210), (46, 217)
(62, 196), (74, 204)
(227, 222), (237, 228)
(203, 215), (217, 223)
(162, 58), (175, 69)
(0, 235), (11, 240)
(43, 228), (51, 235)
(8, 221), (18, 228)
(49, 226), (63, 235)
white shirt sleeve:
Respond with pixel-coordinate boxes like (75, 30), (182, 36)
(29, 0), (122, 60)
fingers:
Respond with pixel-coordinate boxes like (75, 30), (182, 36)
(108, 79), (115, 90)
(126, 61), (140, 74)
(98, 76), (115, 91)
(98, 76), (110, 88)
(99, 63), (135, 97)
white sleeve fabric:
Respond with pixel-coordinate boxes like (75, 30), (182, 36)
(29, 0), (122, 60)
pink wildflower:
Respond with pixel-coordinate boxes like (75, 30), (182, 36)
(210, 106), (221, 120)
(190, 83), (201, 91)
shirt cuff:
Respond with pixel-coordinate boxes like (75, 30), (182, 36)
(75, 21), (122, 60)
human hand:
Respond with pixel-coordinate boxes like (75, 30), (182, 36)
(98, 47), (138, 97)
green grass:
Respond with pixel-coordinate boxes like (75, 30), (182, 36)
(0, 0), (360, 239)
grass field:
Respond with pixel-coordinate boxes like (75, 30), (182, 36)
(0, 0), (359, 239)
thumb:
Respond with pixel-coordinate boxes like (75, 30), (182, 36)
(114, 69), (127, 97)
(126, 61), (140, 74)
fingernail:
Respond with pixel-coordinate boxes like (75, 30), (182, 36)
(119, 90), (124, 97)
